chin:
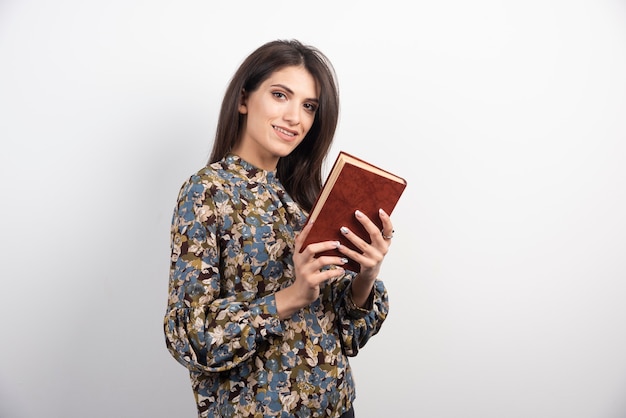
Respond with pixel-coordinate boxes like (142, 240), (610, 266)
(273, 144), (300, 158)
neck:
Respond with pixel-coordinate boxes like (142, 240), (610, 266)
(230, 149), (278, 171)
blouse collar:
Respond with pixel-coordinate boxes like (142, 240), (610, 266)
(223, 153), (278, 184)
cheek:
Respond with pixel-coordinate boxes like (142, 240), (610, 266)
(302, 114), (316, 133)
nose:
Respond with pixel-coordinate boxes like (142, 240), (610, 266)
(283, 103), (301, 126)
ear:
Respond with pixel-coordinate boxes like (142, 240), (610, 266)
(238, 89), (248, 114)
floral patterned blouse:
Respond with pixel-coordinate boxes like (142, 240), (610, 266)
(164, 154), (389, 418)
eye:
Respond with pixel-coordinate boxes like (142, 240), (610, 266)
(272, 91), (286, 100)
(304, 102), (318, 113)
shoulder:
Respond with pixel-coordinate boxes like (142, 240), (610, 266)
(172, 163), (235, 224)
(180, 161), (231, 192)
(177, 158), (252, 204)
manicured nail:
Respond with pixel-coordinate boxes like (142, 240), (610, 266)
(340, 226), (349, 235)
(379, 208), (388, 216)
(335, 241), (341, 248)
(340, 257), (349, 264)
(355, 210), (363, 218)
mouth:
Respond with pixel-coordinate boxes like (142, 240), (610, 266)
(273, 125), (297, 138)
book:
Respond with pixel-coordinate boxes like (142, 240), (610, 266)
(301, 151), (407, 273)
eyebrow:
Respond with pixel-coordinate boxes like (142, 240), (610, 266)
(270, 84), (319, 104)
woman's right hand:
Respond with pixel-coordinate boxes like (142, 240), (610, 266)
(275, 222), (346, 319)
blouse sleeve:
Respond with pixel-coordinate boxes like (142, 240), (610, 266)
(163, 175), (284, 374)
(334, 273), (389, 357)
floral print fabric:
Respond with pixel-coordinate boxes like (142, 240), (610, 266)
(164, 154), (389, 417)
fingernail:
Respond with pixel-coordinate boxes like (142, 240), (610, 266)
(379, 208), (388, 216)
(335, 241), (341, 248)
(355, 210), (363, 218)
(340, 226), (349, 235)
(340, 257), (349, 264)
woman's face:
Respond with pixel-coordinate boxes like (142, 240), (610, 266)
(233, 65), (319, 170)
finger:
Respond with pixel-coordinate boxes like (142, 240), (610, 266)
(315, 255), (350, 269)
(294, 221), (315, 252)
(294, 240), (344, 279)
(303, 248), (347, 274)
(378, 208), (395, 243)
(296, 265), (346, 287)
(297, 254), (347, 276)
(339, 225), (387, 260)
(299, 239), (341, 258)
(337, 239), (382, 271)
(313, 267), (346, 285)
(354, 210), (389, 247)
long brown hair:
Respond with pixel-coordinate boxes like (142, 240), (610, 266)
(209, 39), (340, 212)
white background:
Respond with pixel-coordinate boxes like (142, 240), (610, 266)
(1, 1), (626, 417)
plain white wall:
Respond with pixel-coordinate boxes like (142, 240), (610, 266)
(1, 1), (626, 417)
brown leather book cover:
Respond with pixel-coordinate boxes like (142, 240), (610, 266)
(301, 151), (407, 273)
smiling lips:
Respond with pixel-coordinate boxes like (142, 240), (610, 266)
(273, 125), (298, 140)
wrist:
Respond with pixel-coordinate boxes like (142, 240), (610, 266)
(350, 274), (376, 308)
(275, 286), (301, 320)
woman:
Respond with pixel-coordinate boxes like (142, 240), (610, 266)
(164, 39), (394, 418)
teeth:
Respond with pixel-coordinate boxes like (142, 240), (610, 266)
(274, 126), (295, 137)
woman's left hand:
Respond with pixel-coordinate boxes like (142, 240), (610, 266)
(337, 208), (394, 306)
